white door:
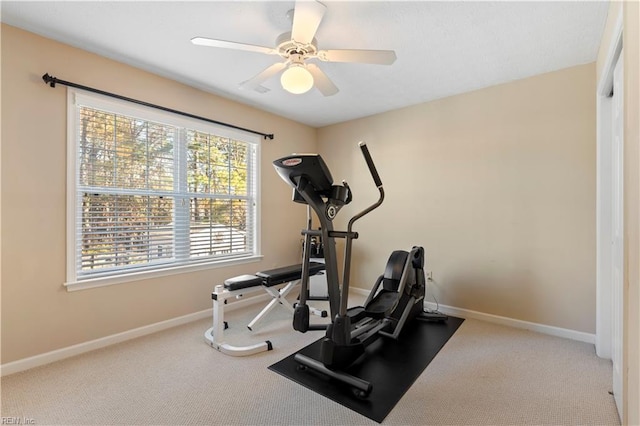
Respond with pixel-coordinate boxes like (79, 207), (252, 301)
(611, 50), (624, 417)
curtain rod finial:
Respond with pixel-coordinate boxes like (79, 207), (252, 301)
(42, 73), (56, 87)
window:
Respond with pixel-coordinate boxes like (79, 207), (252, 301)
(66, 89), (260, 288)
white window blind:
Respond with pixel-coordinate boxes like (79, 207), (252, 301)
(67, 89), (260, 285)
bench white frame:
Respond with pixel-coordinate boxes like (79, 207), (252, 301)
(204, 276), (327, 356)
(204, 284), (273, 356)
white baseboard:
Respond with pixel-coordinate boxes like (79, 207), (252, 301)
(350, 287), (370, 297)
(2, 289), (596, 376)
(0, 292), (272, 377)
(352, 287), (595, 344)
(424, 301), (596, 344)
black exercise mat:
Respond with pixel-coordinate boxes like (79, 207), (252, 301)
(269, 316), (464, 423)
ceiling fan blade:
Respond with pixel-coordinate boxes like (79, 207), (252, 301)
(306, 64), (338, 96)
(291, 0), (327, 45)
(318, 49), (397, 65)
(240, 62), (287, 91)
(191, 37), (276, 55)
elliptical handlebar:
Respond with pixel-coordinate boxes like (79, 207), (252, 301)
(358, 141), (383, 188)
(340, 143), (385, 316)
(348, 143), (384, 233)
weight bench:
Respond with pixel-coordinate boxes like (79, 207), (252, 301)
(204, 262), (327, 356)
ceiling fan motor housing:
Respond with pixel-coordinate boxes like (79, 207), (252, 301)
(276, 32), (318, 60)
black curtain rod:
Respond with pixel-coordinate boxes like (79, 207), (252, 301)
(42, 73), (274, 140)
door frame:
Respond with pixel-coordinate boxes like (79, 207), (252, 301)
(595, 7), (623, 418)
(596, 9), (623, 359)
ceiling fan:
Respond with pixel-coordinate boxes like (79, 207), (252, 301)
(191, 0), (396, 96)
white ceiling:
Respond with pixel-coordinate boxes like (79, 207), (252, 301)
(1, 1), (609, 127)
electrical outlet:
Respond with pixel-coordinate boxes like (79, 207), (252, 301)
(426, 271), (433, 280)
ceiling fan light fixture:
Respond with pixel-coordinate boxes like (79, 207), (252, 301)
(280, 64), (314, 94)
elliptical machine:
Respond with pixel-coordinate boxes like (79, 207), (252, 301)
(273, 142), (446, 397)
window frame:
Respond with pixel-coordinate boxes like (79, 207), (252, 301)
(65, 88), (262, 291)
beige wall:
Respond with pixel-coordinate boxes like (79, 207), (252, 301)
(318, 64), (596, 334)
(0, 24), (316, 363)
(596, 1), (640, 423)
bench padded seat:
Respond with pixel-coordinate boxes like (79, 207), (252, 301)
(224, 274), (264, 291)
(222, 262), (325, 291)
(256, 262), (325, 287)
